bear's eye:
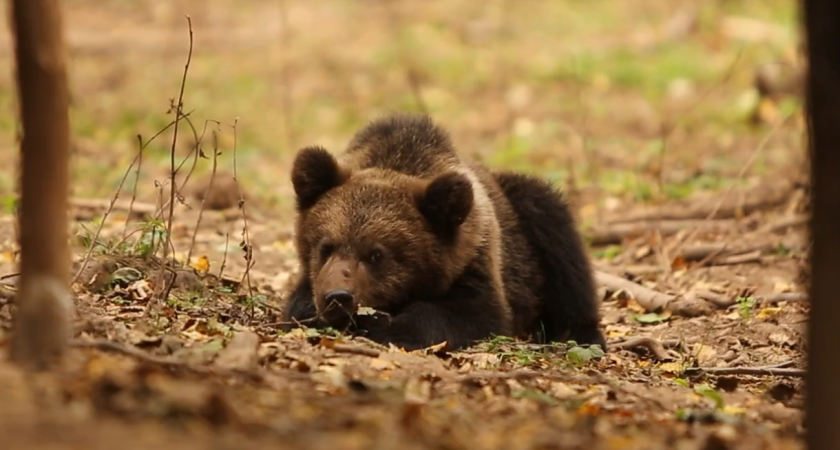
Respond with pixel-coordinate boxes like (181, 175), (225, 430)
(318, 241), (336, 261)
(365, 248), (385, 266)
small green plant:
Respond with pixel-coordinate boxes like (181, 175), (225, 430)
(694, 384), (725, 409)
(736, 296), (757, 321)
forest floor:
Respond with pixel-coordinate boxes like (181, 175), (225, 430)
(0, 0), (810, 449)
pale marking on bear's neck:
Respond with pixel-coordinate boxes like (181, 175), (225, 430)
(451, 165), (510, 317)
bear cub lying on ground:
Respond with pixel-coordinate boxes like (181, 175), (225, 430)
(280, 113), (606, 352)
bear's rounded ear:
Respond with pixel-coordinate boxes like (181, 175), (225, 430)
(416, 171), (474, 234)
(291, 146), (350, 211)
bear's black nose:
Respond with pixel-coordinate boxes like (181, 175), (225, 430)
(324, 289), (355, 306)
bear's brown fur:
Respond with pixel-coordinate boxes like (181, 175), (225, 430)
(280, 114), (606, 351)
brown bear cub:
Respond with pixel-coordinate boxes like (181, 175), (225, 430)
(280, 113), (606, 352)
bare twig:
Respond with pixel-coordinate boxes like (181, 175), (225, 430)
(0, 272), (20, 282)
(764, 292), (807, 302)
(186, 130), (220, 262)
(612, 337), (674, 361)
(684, 361), (804, 377)
(161, 15), (194, 271)
(760, 214), (809, 234)
(679, 242), (774, 262)
(230, 118), (254, 297)
(714, 250), (764, 266)
(595, 270), (675, 311)
(70, 112), (192, 285)
(123, 134), (143, 238)
(587, 219), (736, 246)
(330, 343), (381, 358)
(219, 232), (230, 279)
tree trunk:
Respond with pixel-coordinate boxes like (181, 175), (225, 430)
(8, 0), (74, 370)
(803, 0), (840, 447)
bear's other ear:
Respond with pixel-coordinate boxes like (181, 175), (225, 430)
(416, 171), (474, 234)
(291, 146), (349, 211)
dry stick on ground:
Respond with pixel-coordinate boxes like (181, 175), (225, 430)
(330, 343), (381, 358)
(760, 214), (809, 234)
(611, 337), (674, 361)
(186, 130), (220, 262)
(666, 113), (794, 264)
(595, 271), (675, 311)
(596, 271), (724, 315)
(8, 0), (73, 370)
(587, 219), (735, 246)
(678, 242), (775, 262)
(231, 118), (255, 298)
(685, 361), (805, 377)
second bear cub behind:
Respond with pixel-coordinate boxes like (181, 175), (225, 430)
(280, 113), (606, 351)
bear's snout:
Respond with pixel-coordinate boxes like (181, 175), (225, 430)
(324, 289), (355, 307)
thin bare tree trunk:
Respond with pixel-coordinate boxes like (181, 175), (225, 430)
(802, 0), (840, 447)
(8, 0), (73, 370)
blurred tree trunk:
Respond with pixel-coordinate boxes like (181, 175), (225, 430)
(8, 0), (73, 370)
(802, 0), (840, 447)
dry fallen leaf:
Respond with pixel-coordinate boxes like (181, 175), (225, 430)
(192, 255), (211, 274)
(213, 330), (261, 371)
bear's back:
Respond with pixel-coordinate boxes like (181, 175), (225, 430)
(339, 114), (461, 178)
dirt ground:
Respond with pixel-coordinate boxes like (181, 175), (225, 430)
(0, 1), (811, 449)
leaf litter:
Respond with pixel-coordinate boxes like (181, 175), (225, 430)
(0, 184), (810, 450)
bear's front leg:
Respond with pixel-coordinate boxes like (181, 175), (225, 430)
(360, 292), (511, 352)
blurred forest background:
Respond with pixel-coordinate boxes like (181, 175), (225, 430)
(0, 0), (805, 228)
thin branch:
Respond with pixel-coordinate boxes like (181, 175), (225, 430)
(612, 337), (674, 361)
(230, 118), (254, 297)
(161, 15), (194, 272)
(122, 134), (143, 238)
(219, 232), (230, 280)
(186, 130), (220, 262)
(70, 111), (194, 285)
(684, 361), (804, 377)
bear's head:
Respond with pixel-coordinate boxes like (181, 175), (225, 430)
(290, 145), (482, 328)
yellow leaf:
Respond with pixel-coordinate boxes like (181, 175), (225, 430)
(658, 362), (684, 374)
(756, 307), (782, 319)
(757, 97), (778, 123)
(722, 405), (748, 416)
(192, 255), (211, 274)
(625, 297), (646, 314)
(1, 251), (15, 263)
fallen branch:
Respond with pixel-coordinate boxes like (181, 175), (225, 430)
(760, 214), (809, 234)
(611, 337), (674, 361)
(331, 343), (381, 358)
(595, 270), (675, 311)
(71, 197), (157, 215)
(678, 242), (774, 262)
(606, 179), (793, 225)
(71, 338), (192, 369)
(712, 250), (764, 266)
(684, 361), (804, 377)
(587, 219), (736, 246)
